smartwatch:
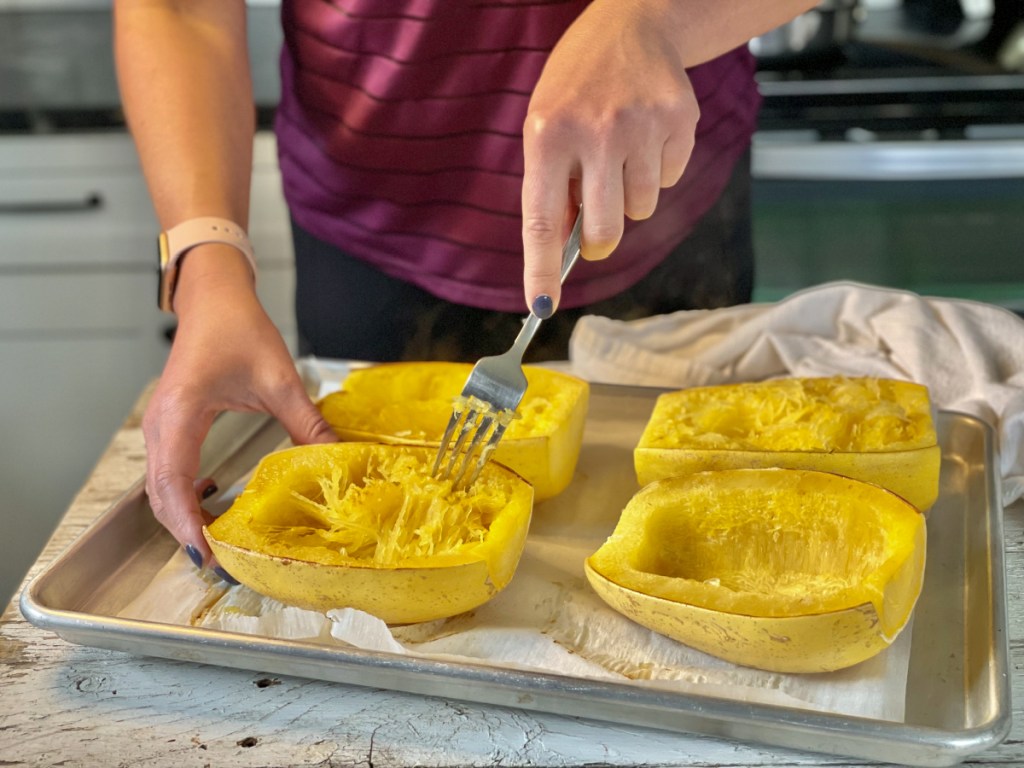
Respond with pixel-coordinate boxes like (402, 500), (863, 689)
(157, 217), (256, 313)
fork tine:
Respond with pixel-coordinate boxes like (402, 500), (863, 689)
(463, 411), (514, 487)
(448, 398), (489, 463)
(451, 411), (496, 487)
(435, 397), (492, 482)
(436, 417), (471, 481)
(431, 397), (467, 477)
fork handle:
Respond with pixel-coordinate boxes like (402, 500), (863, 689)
(511, 206), (584, 357)
(557, 205), (584, 283)
(510, 313), (544, 359)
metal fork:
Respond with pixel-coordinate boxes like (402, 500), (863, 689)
(431, 206), (584, 489)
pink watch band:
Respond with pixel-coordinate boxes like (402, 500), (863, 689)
(158, 217), (257, 312)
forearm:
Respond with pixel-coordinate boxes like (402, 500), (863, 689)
(587, 0), (820, 68)
(113, 0), (254, 229)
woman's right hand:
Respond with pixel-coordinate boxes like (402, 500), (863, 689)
(143, 243), (337, 577)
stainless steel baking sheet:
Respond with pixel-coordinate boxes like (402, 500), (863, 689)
(21, 362), (1011, 766)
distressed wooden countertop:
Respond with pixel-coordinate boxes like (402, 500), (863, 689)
(2, 384), (1022, 768)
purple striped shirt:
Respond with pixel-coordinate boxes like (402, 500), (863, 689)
(275, 0), (761, 312)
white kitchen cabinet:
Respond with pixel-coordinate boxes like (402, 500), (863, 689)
(0, 131), (295, 606)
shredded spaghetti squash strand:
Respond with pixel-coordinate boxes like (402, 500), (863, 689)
(279, 452), (503, 566)
(650, 377), (930, 451)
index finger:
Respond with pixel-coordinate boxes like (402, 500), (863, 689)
(521, 129), (573, 316)
(143, 404), (215, 564)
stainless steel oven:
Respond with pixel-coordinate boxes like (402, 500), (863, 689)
(750, 1), (1024, 312)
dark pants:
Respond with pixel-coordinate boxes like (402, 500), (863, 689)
(293, 150), (753, 363)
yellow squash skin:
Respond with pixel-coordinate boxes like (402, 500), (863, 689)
(204, 443), (534, 624)
(586, 468), (926, 673)
(634, 377), (941, 511)
(317, 362), (589, 500)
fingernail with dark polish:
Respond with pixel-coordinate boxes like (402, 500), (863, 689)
(201, 483), (219, 500)
(532, 294), (554, 319)
(214, 567), (240, 586)
(184, 544), (204, 570)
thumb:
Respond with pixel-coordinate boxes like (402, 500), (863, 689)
(271, 381), (338, 446)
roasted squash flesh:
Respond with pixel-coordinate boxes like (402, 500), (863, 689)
(586, 468), (926, 673)
(635, 377), (941, 510)
(317, 362), (589, 500)
(205, 443), (534, 623)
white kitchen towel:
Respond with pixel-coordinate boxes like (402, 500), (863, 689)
(568, 281), (1024, 507)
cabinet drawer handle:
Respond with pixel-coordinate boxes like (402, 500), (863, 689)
(0, 192), (104, 214)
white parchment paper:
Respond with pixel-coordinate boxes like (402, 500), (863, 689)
(120, 531), (912, 721)
(120, 365), (914, 724)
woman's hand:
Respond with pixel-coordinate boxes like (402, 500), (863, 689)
(142, 245), (336, 575)
(115, 1), (340, 577)
(520, 0), (818, 314)
(520, 0), (699, 315)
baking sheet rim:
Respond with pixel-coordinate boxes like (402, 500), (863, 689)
(17, 381), (1012, 766)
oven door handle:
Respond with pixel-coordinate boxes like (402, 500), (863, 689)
(752, 139), (1024, 181)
